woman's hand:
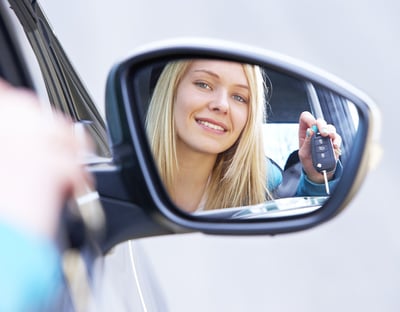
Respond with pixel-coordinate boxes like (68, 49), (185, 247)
(298, 111), (342, 184)
(0, 79), (94, 240)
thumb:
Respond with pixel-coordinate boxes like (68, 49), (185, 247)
(300, 125), (316, 150)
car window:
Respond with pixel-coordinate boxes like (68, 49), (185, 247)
(7, 0), (111, 160)
(0, 4), (32, 88)
(314, 85), (358, 163)
(265, 69), (310, 123)
(263, 70), (309, 169)
(264, 69), (358, 169)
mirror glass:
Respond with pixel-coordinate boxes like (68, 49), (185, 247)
(130, 58), (359, 220)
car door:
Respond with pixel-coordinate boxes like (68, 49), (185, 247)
(3, 1), (171, 310)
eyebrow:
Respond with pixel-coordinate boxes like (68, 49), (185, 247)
(193, 69), (249, 90)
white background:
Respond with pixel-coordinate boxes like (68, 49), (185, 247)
(39, 1), (400, 311)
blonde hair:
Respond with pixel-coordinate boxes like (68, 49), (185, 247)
(146, 59), (270, 210)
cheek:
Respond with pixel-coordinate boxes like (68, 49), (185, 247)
(174, 90), (189, 123)
(173, 105), (186, 134)
(233, 105), (249, 133)
(174, 104), (192, 133)
(175, 87), (196, 117)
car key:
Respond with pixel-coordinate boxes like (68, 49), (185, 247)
(311, 132), (337, 195)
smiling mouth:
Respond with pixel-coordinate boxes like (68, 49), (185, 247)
(196, 119), (227, 132)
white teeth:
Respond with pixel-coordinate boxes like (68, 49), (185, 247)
(198, 120), (225, 131)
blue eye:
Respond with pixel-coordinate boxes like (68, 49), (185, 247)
(233, 94), (247, 103)
(195, 81), (211, 90)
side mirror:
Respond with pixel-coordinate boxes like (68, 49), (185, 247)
(96, 38), (380, 251)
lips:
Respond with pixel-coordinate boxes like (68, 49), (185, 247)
(196, 118), (227, 132)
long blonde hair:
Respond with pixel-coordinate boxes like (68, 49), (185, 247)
(146, 59), (270, 210)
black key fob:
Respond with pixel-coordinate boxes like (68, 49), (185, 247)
(311, 132), (336, 173)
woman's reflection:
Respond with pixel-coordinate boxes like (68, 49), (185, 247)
(145, 59), (342, 213)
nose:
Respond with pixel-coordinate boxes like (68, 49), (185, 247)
(209, 89), (229, 113)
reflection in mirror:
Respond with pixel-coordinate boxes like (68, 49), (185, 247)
(132, 58), (359, 219)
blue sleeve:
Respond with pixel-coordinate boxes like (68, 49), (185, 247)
(0, 221), (62, 312)
(267, 159), (283, 192)
(296, 161), (343, 196)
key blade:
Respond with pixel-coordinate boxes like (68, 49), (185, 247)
(323, 170), (330, 195)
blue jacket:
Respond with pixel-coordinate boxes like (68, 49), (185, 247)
(267, 159), (343, 197)
(0, 221), (61, 311)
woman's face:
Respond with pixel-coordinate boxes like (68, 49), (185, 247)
(173, 60), (250, 156)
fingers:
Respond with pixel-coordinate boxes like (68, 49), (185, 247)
(0, 79), (40, 110)
(298, 111), (343, 183)
(314, 119), (342, 160)
(298, 111), (316, 147)
(299, 111), (342, 158)
(44, 112), (95, 204)
(0, 79), (95, 239)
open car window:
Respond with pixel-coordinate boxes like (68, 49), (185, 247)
(264, 68), (358, 169)
(263, 69), (309, 169)
(8, 0), (111, 160)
